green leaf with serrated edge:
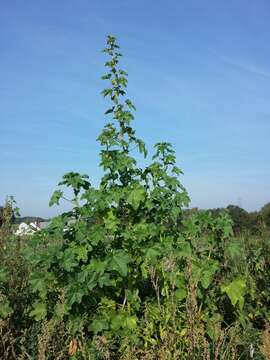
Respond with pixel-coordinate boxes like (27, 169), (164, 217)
(98, 273), (116, 288)
(200, 261), (219, 289)
(61, 249), (77, 272)
(29, 303), (47, 321)
(49, 190), (63, 206)
(144, 246), (161, 261)
(109, 251), (130, 277)
(65, 284), (86, 309)
(127, 186), (145, 210)
(29, 276), (47, 298)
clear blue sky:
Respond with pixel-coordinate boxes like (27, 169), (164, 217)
(1, 0), (270, 217)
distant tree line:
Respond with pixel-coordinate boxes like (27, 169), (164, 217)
(185, 202), (270, 235)
(14, 216), (48, 224)
(0, 206), (48, 227)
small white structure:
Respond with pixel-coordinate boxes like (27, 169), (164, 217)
(15, 222), (41, 236)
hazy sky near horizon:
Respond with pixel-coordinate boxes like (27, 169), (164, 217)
(1, 0), (270, 217)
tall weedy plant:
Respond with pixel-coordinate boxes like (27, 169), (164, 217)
(27, 30), (189, 335)
(25, 36), (266, 359)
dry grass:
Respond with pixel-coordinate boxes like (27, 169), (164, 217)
(261, 324), (270, 360)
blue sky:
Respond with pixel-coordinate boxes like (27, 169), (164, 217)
(1, 0), (270, 217)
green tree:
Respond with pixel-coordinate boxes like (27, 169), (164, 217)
(0, 197), (19, 248)
(0, 206), (3, 227)
(226, 204), (250, 234)
(261, 202), (270, 228)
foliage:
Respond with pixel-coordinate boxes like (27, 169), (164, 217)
(226, 205), (250, 234)
(261, 203), (270, 228)
(0, 196), (18, 235)
(0, 36), (269, 359)
(187, 204), (270, 236)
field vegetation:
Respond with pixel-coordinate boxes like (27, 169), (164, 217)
(0, 36), (269, 359)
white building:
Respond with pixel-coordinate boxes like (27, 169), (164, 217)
(15, 221), (41, 236)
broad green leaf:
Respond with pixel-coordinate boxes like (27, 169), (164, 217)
(29, 275), (47, 299)
(74, 245), (89, 262)
(65, 285), (86, 308)
(104, 210), (119, 231)
(58, 172), (90, 194)
(61, 249), (78, 272)
(200, 261), (219, 289)
(221, 278), (246, 310)
(111, 313), (125, 330)
(89, 319), (109, 334)
(177, 241), (192, 258)
(200, 271), (214, 289)
(175, 288), (186, 301)
(98, 273), (116, 288)
(29, 302), (47, 321)
(53, 301), (68, 320)
(87, 259), (107, 275)
(49, 190), (63, 207)
(125, 316), (137, 329)
(127, 186), (145, 210)
(145, 245), (161, 261)
(109, 250), (130, 277)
